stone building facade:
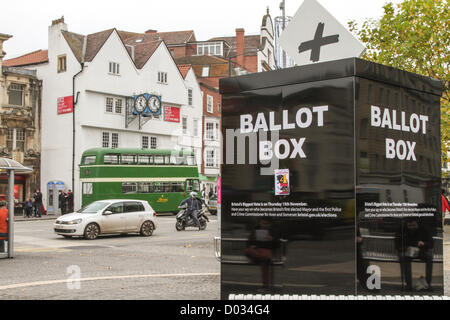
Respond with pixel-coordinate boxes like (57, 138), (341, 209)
(0, 33), (42, 203)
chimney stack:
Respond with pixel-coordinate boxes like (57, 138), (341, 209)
(145, 29), (158, 34)
(235, 28), (245, 68)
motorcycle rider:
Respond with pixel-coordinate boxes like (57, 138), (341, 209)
(178, 192), (204, 230)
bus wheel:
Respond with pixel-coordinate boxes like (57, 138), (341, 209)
(175, 221), (185, 231)
(84, 223), (100, 240)
(140, 221), (154, 237)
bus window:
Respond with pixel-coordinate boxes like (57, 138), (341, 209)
(170, 155), (177, 165)
(193, 179), (200, 192)
(154, 182), (163, 193)
(82, 156), (96, 165)
(186, 180), (193, 192)
(171, 182), (184, 193)
(162, 182), (170, 192)
(138, 155), (153, 165)
(82, 183), (93, 195)
(121, 154), (137, 165)
(154, 156), (164, 165)
(138, 182), (153, 193)
(164, 156), (170, 164)
(104, 154), (120, 165)
(122, 182), (137, 194)
(186, 156), (196, 166)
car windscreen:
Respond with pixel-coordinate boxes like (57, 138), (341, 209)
(78, 201), (109, 213)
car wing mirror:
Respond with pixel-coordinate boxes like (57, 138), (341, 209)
(103, 210), (113, 216)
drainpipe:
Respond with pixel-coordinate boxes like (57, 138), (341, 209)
(72, 63), (84, 204)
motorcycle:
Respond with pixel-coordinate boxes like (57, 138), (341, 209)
(175, 204), (209, 231)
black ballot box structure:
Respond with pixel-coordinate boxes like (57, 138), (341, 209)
(219, 57), (443, 298)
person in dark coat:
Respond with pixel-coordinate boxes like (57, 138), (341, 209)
(59, 191), (67, 215)
(67, 190), (74, 213)
(396, 218), (434, 291)
(245, 219), (280, 288)
(33, 189), (43, 218)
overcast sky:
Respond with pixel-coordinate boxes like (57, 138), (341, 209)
(1, 0), (403, 59)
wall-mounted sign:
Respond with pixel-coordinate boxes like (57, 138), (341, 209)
(164, 106), (181, 123)
(279, 0), (366, 66)
(57, 96), (73, 115)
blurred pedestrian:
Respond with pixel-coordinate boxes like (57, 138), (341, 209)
(0, 201), (8, 253)
(33, 189), (42, 218)
(59, 190), (67, 215)
(24, 199), (33, 218)
(67, 190), (74, 213)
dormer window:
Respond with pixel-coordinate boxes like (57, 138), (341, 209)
(197, 42), (223, 56)
(109, 62), (120, 75)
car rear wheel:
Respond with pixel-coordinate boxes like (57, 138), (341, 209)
(84, 223), (100, 240)
(140, 221), (154, 237)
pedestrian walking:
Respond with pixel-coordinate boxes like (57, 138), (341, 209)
(0, 201), (8, 253)
(24, 199), (33, 218)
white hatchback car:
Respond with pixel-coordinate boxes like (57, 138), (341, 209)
(54, 199), (157, 240)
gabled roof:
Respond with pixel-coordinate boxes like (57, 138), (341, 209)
(85, 29), (115, 62)
(119, 30), (196, 46)
(177, 64), (191, 79)
(133, 40), (162, 69)
(3, 49), (49, 67)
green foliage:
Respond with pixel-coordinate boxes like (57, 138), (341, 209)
(349, 0), (449, 174)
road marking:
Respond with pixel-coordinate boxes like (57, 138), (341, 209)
(14, 247), (71, 253)
(0, 273), (220, 291)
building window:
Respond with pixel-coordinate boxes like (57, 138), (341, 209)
(102, 132), (110, 148)
(58, 55), (67, 73)
(102, 132), (119, 148)
(109, 62), (120, 75)
(115, 98), (123, 114)
(6, 128), (26, 152)
(182, 117), (188, 135)
(169, 49), (175, 57)
(202, 66), (210, 77)
(111, 133), (119, 148)
(207, 95), (213, 113)
(150, 137), (157, 149)
(188, 88), (193, 106)
(197, 42), (223, 56)
(105, 97), (123, 114)
(206, 149), (217, 168)
(142, 136), (149, 149)
(158, 72), (168, 84)
(193, 119), (198, 137)
(106, 97), (114, 113)
(206, 122), (215, 140)
(8, 83), (24, 106)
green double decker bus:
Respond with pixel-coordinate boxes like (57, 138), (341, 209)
(79, 148), (201, 214)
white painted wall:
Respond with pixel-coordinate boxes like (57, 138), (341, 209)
(27, 24), (204, 211)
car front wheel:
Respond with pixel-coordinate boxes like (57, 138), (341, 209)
(140, 221), (154, 237)
(84, 223), (100, 240)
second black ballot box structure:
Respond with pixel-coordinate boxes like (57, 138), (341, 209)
(219, 57), (443, 298)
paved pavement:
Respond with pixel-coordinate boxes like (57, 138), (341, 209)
(1, 219), (449, 299)
(0, 215), (220, 300)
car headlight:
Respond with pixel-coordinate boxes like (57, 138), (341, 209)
(68, 219), (82, 225)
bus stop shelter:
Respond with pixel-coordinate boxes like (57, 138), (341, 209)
(0, 157), (33, 259)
